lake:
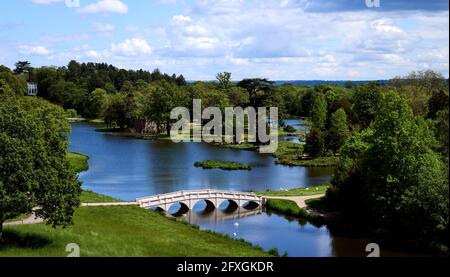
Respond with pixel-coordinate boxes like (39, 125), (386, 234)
(69, 122), (333, 201)
(69, 121), (423, 257)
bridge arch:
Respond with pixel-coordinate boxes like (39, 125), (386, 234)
(168, 201), (190, 216)
(191, 199), (216, 214)
(242, 201), (260, 210)
(218, 199), (239, 213)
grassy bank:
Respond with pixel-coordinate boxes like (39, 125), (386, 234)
(223, 141), (338, 167)
(304, 198), (330, 213)
(194, 160), (252, 170)
(275, 156), (338, 167)
(67, 152), (89, 173)
(257, 184), (329, 196)
(265, 199), (324, 226)
(1, 205), (269, 257)
(273, 142), (339, 167)
(3, 152), (270, 257)
(5, 213), (32, 223)
(80, 191), (121, 203)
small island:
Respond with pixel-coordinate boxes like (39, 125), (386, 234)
(194, 160), (252, 171)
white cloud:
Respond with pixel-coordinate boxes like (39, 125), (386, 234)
(15, 0), (450, 80)
(31, 0), (64, 4)
(92, 23), (115, 32)
(78, 0), (128, 14)
(85, 50), (103, 60)
(172, 15), (193, 24)
(19, 45), (52, 56)
(110, 38), (152, 56)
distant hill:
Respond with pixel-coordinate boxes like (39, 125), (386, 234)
(273, 80), (388, 87)
(188, 80), (389, 87)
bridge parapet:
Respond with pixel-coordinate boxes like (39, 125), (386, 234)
(136, 189), (263, 211)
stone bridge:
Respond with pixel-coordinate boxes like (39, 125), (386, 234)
(136, 189), (264, 212)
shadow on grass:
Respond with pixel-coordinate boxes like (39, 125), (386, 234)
(0, 230), (51, 250)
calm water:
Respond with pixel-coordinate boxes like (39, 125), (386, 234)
(280, 119), (306, 144)
(68, 122), (422, 257)
(69, 122), (333, 201)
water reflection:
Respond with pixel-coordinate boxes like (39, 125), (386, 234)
(69, 122), (333, 201)
(172, 204), (333, 257)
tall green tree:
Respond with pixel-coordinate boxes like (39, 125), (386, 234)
(352, 82), (382, 129)
(0, 66), (26, 96)
(434, 108), (449, 158)
(216, 72), (232, 91)
(237, 78), (274, 107)
(0, 96), (81, 241)
(310, 93), (327, 130)
(87, 88), (107, 118)
(388, 70), (448, 117)
(428, 89), (449, 119)
(327, 108), (350, 155)
(328, 90), (448, 252)
(145, 80), (188, 134)
(47, 80), (86, 111)
(305, 128), (326, 157)
(13, 61), (32, 75)
(104, 92), (141, 130)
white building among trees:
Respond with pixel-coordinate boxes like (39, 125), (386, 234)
(27, 82), (38, 96)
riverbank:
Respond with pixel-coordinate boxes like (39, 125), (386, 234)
(67, 152), (89, 173)
(265, 199), (324, 225)
(256, 184), (329, 196)
(259, 187), (328, 226)
(1, 205), (270, 257)
(0, 152), (271, 257)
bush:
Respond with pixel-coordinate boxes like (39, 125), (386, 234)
(268, 248), (280, 257)
(283, 125), (297, 133)
(65, 109), (79, 118)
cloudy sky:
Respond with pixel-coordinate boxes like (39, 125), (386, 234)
(0, 0), (448, 80)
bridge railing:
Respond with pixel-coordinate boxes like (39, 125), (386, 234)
(136, 189), (260, 202)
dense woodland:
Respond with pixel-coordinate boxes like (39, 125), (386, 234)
(0, 60), (449, 253)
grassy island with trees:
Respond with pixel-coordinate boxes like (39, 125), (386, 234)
(194, 160), (252, 171)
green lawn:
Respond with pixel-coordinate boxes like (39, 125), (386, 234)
(66, 152), (89, 173)
(272, 142), (339, 167)
(277, 128), (305, 137)
(256, 184), (329, 196)
(275, 156), (339, 167)
(265, 199), (308, 217)
(87, 118), (105, 124)
(265, 199), (324, 226)
(1, 206), (269, 257)
(80, 191), (121, 203)
(194, 160), (252, 170)
(304, 198), (329, 213)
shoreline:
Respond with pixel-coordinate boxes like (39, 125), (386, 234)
(75, 119), (338, 168)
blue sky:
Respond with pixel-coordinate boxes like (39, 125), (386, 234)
(0, 0), (448, 80)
